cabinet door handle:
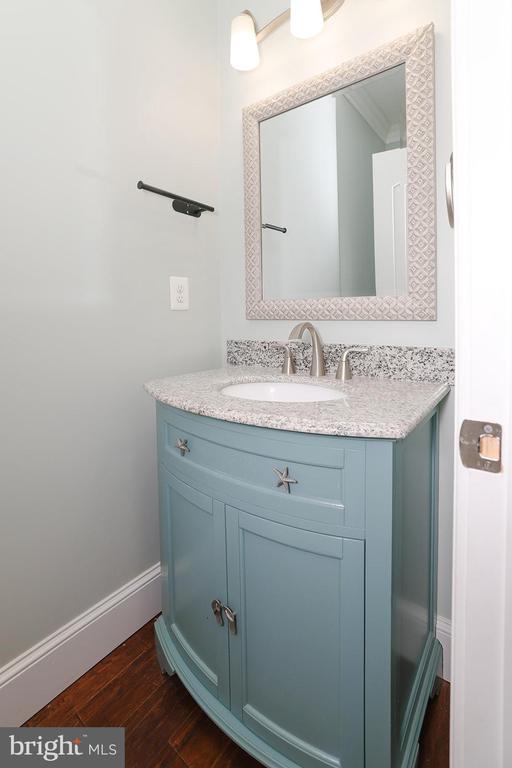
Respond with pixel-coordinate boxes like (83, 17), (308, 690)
(223, 605), (237, 635)
(176, 438), (190, 457)
(211, 599), (224, 626)
(272, 466), (298, 493)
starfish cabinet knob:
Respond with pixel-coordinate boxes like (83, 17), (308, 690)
(272, 466), (298, 493)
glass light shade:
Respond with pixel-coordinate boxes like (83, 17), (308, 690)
(230, 12), (260, 71)
(290, 0), (324, 39)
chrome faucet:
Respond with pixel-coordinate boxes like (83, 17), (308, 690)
(288, 322), (325, 377)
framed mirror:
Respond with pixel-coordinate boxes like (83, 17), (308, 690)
(243, 25), (436, 320)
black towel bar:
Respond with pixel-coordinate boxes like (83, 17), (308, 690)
(137, 181), (214, 218)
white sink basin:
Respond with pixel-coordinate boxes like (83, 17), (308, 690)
(221, 381), (346, 403)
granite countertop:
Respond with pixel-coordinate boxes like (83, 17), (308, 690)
(144, 366), (449, 440)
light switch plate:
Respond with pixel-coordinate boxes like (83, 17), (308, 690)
(169, 276), (189, 310)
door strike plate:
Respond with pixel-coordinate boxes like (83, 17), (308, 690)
(459, 420), (502, 473)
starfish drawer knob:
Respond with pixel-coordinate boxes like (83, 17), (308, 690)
(273, 466), (298, 493)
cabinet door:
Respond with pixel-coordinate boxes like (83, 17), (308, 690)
(226, 507), (364, 768)
(159, 467), (230, 706)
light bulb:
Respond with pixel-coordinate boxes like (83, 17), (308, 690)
(290, 0), (324, 39)
(230, 12), (260, 71)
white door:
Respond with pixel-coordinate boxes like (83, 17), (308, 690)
(451, 1), (512, 766)
(372, 148), (407, 296)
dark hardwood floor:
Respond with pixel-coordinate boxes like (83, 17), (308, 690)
(24, 618), (450, 767)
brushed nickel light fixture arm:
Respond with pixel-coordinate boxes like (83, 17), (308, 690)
(255, 0), (346, 42)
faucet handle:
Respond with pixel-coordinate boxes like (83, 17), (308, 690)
(280, 343), (296, 375)
(336, 347), (369, 381)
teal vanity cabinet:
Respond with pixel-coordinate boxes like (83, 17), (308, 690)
(154, 403), (442, 768)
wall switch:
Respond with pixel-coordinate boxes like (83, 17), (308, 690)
(169, 276), (189, 310)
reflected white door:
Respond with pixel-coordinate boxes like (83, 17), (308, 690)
(372, 148), (407, 296)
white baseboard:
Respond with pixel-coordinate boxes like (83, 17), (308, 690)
(0, 563), (161, 727)
(437, 615), (452, 683)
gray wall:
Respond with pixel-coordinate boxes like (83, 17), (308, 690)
(261, 96), (341, 299)
(336, 95), (383, 296)
(0, 0), (221, 667)
(217, 0), (454, 621)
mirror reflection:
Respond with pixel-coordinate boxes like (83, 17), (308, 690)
(260, 64), (407, 300)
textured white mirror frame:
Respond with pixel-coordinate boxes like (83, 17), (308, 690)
(244, 24), (436, 321)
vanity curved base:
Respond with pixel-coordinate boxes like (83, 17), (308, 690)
(153, 403), (445, 768)
(155, 618), (442, 768)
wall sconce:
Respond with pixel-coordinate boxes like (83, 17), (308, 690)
(290, 0), (324, 39)
(230, 0), (346, 71)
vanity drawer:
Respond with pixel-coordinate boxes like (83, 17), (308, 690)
(157, 404), (365, 534)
